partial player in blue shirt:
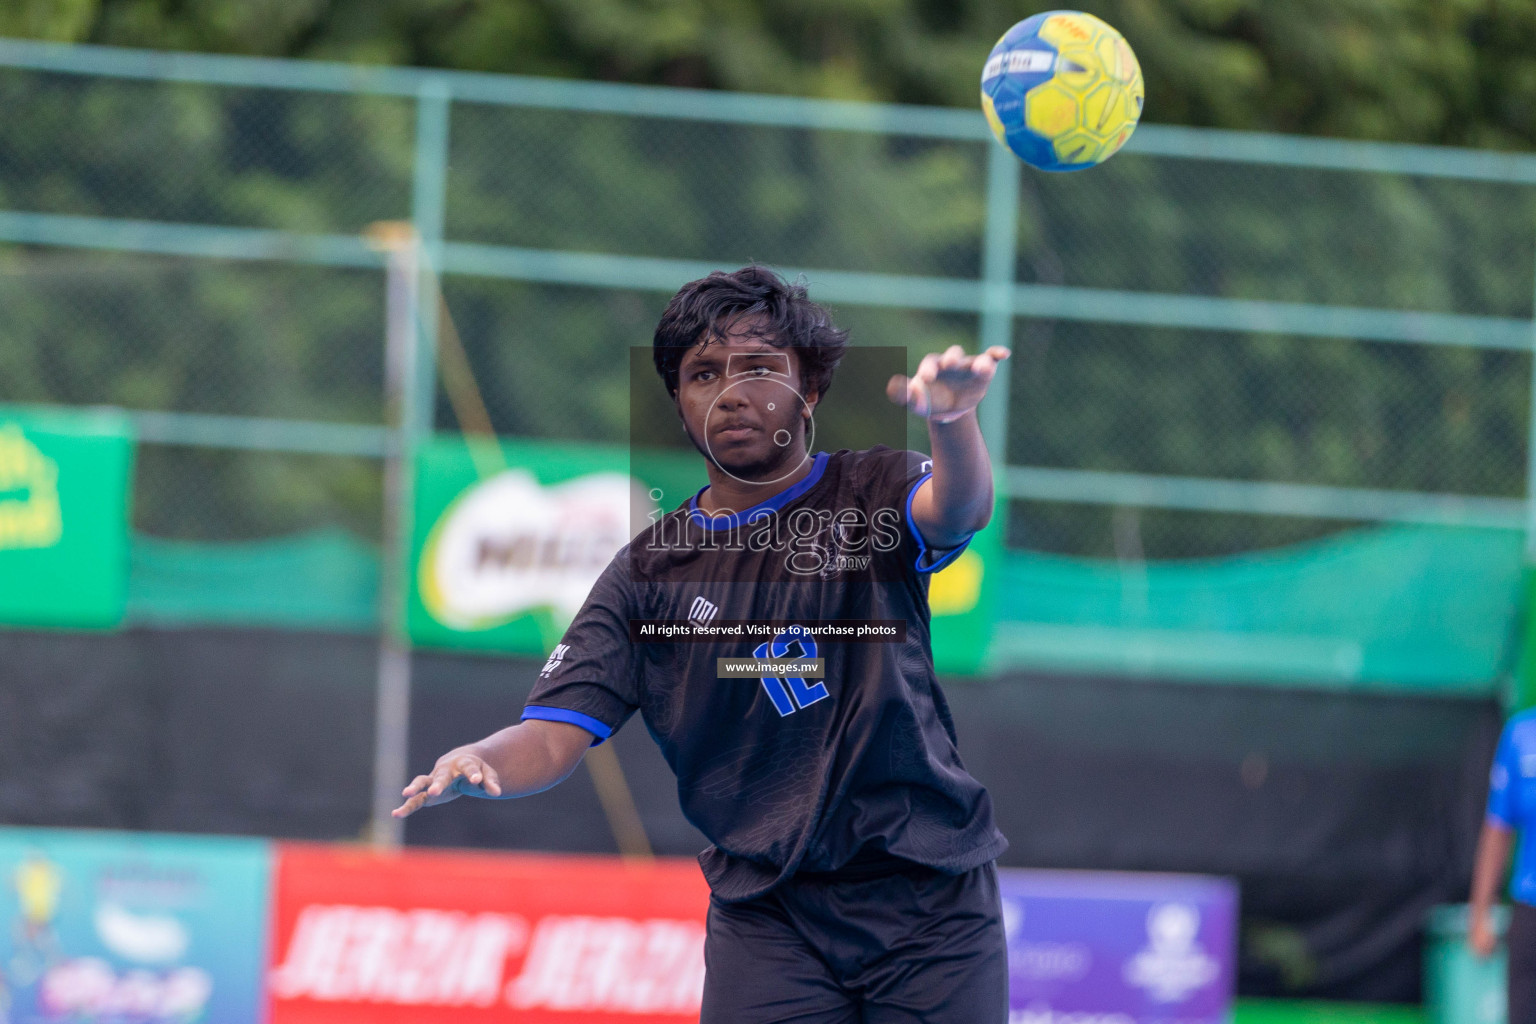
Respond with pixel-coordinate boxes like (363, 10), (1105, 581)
(1471, 708), (1536, 1023)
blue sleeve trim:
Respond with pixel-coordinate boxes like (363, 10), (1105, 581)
(522, 705), (613, 746)
(904, 472), (973, 574)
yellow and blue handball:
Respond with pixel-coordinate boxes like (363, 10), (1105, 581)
(981, 11), (1144, 172)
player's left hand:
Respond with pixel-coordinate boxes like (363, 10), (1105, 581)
(886, 345), (1011, 423)
(392, 748), (502, 819)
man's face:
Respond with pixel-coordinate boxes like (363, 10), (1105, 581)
(675, 320), (816, 483)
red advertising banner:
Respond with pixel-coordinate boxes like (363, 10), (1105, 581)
(267, 844), (711, 1024)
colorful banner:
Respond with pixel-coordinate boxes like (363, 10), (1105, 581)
(266, 844), (711, 1024)
(0, 827), (271, 1024)
(0, 826), (1240, 1024)
(408, 434), (994, 673)
(1000, 869), (1238, 1024)
(0, 407), (135, 630)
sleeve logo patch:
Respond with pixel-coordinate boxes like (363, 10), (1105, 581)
(540, 644), (571, 677)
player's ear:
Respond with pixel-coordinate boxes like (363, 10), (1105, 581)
(802, 390), (819, 418)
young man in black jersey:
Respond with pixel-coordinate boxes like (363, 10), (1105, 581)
(395, 265), (1012, 1023)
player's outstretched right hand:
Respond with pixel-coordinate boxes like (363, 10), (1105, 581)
(392, 748), (502, 819)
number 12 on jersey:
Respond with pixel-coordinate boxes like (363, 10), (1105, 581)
(753, 625), (829, 717)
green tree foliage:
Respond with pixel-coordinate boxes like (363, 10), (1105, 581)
(0, 1), (1531, 555)
(46, 0), (1536, 151)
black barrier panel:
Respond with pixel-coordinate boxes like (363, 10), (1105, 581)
(0, 629), (1500, 1001)
(0, 628), (378, 838)
(404, 644), (708, 858)
(950, 672), (1501, 1001)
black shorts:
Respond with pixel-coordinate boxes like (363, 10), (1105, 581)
(700, 860), (1008, 1024)
(1512, 901), (1536, 1024)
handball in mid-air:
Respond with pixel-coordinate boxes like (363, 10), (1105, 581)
(981, 10), (1144, 172)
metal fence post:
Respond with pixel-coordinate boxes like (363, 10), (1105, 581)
(979, 140), (1020, 506)
(363, 83), (452, 847)
(1525, 255), (1536, 561)
(1514, 257), (1536, 710)
(411, 80), (452, 435)
(368, 224), (421, 847)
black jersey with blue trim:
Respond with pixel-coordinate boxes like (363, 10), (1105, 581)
(522, 445), (1008, 902)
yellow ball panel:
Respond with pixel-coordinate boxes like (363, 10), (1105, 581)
(1073, 11), (1119, 38)
(1124, 84), (1143, 124)
(1095, 35), (1119, 77)
(1056, 42), (1105, 72)
(1038, 13), (1098, 51)
(981, 91), (1008, 146)
(1101, 127), (1132, 160)
(1113, 38), (1139, 81)
(1053, 46), (1103, 93)
(1081, 81), (1118, 133)
(1053, 129), (1104, 166)
(1025, 83), (1081, 139)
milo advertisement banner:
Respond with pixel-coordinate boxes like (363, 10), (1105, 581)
(408, 437), (659, 657)
(408, 434), (995, 674)
(0, 828), (271, 1024)
(0, 407), (135, 629)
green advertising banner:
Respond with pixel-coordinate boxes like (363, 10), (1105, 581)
(408, 435), (995, 674)
(0, 406), (135, 629)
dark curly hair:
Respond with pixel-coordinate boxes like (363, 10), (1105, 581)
(653, 265), (848, 401)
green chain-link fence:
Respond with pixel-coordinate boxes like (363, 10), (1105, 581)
(3, 37), (1534, 563)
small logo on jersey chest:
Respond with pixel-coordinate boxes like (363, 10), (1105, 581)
(688, 595), (719, 627)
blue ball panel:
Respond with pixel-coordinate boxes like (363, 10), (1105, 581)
(1003, 130), (1056, 170)
(984, 63), (1056, 100)
(1038, 154), (1091, 173)
(1002, 12), (1051, 46)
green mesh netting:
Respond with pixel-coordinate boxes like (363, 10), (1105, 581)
(124, 523), (1524, 693)
(128, 529), (379, 631)
(992, 524), (1524, 691)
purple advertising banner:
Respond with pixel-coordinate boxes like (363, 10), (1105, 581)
(1000, 869), (1238, 1024)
